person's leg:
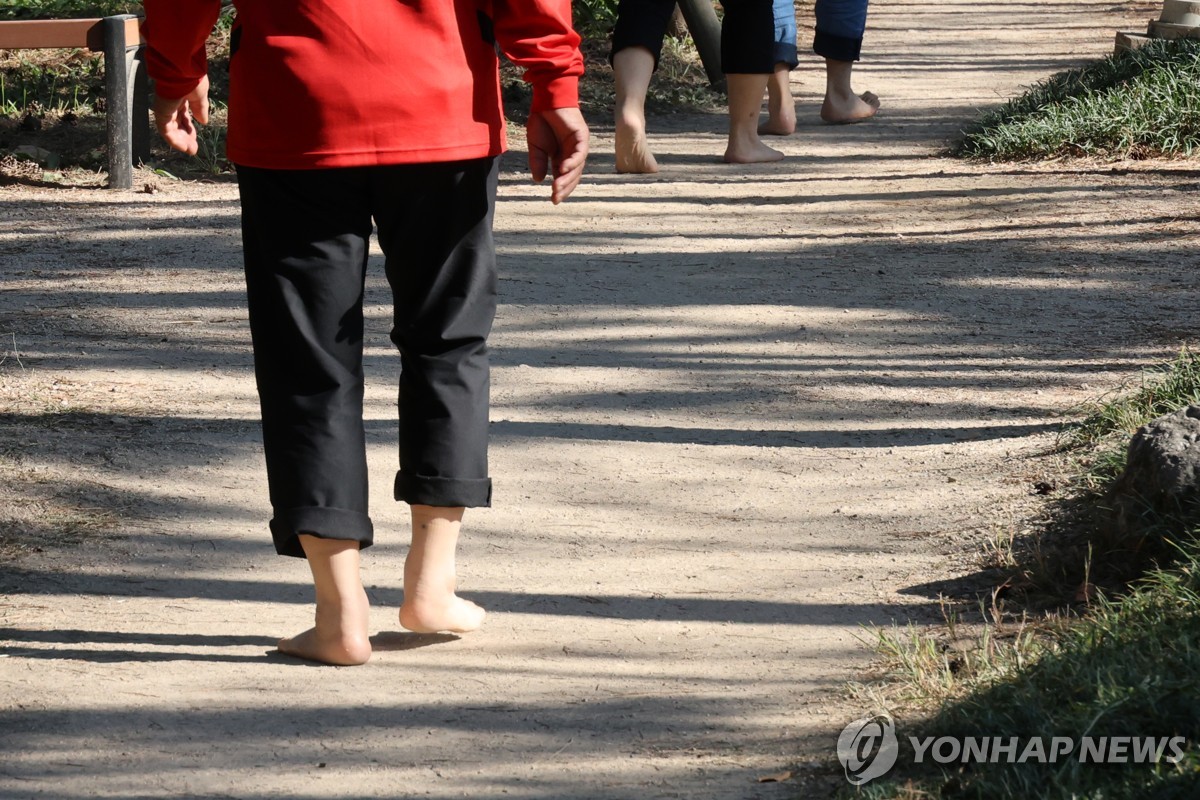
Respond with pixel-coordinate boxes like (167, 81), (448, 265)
(613, 47), (659, 174)
(822, 59), (878, 122)
(814, 0), (879, 122)
(400, 505), (486, 633)
(721, 0), (784, 163)
(761, 63), (796, 136)
(725, 73), (782, 163)
(370, 158), (499, 634)
(236, 165), (375, 665)
(761, 0), (799, 135)
(610, 0), (676, 173)
(278, 535), (372, 665)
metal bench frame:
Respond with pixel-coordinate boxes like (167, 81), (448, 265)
(0, 14), (149, 189)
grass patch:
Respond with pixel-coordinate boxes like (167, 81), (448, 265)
(0, 50), (105, 115)
(0, 1), (142, 20)
(955, 39), (1200, 161)
(848, 353), (1200, 798)
(1063, 349), (1200, 455)
(988, 349), (1200, 607)
(856, 559), (1200, 799)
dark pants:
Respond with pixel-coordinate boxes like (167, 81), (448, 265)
(236, 158), (499, 558)
(813, 0), (870, 62)
(611, 0), (777, 75)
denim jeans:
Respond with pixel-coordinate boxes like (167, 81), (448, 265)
(772, 0), (869, 64)
(813, 0), (870, 62)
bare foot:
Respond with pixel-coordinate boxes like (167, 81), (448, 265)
(760, 65), (796, 136)
(399, 505), (487, 634)
(723, 138), (785, 164)
(278, 586), (372, 666)
(399, 594), (486, 634)
(615, 117), (659, 174)
(821, 90), (880, 124)
(758, 111), (796, 137)
(613, 47), (659, 174)
(724, 73), (784, 164)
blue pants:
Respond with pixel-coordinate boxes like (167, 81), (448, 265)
(772, 0), (799, 68)
(773, 0), (869, 65)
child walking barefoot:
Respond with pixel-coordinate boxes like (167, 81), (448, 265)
(143, 0), (588, 666)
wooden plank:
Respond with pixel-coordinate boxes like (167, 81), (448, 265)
(1148, 20), (1200, 40)
(1114, 31), (1154, 55)
(0, 17), (140, 51)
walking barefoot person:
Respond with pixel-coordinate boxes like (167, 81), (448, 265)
(611, 0), (783, 172)
(762, 0), (880, 134)
(142, 0), (588, 666)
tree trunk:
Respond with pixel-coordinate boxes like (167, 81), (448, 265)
(676, 0), (724, 89)
(667, 5), (687, 39)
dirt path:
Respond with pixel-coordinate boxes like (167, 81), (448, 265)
(2, 1), (1196, 797)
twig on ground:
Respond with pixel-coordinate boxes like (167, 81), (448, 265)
(0, 333), (25, 371)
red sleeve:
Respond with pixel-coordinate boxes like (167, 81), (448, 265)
(491, 0), (584, 113)
(141, 0), (223, 99)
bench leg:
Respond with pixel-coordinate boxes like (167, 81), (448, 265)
(103, 14), (147, 190)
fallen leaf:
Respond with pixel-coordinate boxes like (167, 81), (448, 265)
(757, 770), (793, 783)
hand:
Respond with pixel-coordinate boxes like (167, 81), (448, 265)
(152, 74), (211, 156)
(527, 107), (588, 204)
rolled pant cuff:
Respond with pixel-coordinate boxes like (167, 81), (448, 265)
(813, 29), (863, 62)
(394, 472), (492, 508)
(773, 42), (799, 70)
(721, 52), (777, 75)
(270, 506), (374, 558)
(611, 37), (666, 71)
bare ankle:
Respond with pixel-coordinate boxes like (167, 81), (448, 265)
(279, 587), (371, 665)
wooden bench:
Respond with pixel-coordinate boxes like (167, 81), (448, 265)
(0, 15), (149, 189)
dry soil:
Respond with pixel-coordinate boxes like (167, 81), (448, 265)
(1, 1), (1197, 798)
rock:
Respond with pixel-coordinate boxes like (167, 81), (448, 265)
(1110, 405), (1200, 528)
(12, 144), (50, 160)
(11, 145), (59, 169)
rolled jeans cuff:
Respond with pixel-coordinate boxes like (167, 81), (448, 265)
(773, 41), (799, 69)
(270, 506), (374, 558)
(395, 472), (493, 508)
(814, 29), (863, 62)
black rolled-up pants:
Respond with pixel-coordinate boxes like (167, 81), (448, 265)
(236, 157), (499, 558)
(611, 0), (778, 75)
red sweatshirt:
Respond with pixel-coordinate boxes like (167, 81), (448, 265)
(142, 0), (583, 169)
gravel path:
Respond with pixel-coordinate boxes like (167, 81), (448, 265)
(2, 1), (1195, 797)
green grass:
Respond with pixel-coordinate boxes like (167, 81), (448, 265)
(956, 39), (1200, 161)
(999, 349), (1200, 603)
(572, 0), (618, 40)
(0, 2), (140, 118)
(0, 52), (105, 115)
(856, 553), (1200, 799)
(849, 353), (1200, 799)
(1063, 349), (1200, 453)
(0, 1), (142, 20)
